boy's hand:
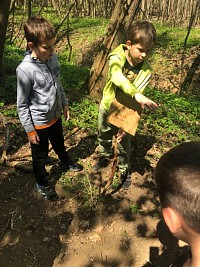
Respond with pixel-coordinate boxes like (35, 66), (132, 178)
(116, 129), (126, 143)
(28, 132), (40, 145)
(63, 105), (70, 121)
(135, 92), (158, 110)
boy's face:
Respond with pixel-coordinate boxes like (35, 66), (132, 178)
(29, 37), (56, 62)
(126, 41), (151, 66)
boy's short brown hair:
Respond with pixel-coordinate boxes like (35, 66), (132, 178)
(154, 141), (200, 234)
(127, 21), (156, 50)
(24, 16), (56, 47)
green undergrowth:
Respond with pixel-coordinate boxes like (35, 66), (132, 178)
(61, 87), (199, 148)
(139, 87), (199, 147)
(0, 44), (23, 104)
(155, 23), (200, 51)
(62, 96), (99, 134)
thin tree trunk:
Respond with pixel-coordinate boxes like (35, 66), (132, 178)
(179, 0), (200, 95)
(83, 0), (142, 98)
(0, 0), (11, 73)
(28, 0), (31, 18)
(55, 0), (76, 33)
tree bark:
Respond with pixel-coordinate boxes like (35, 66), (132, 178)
(179, 0), (200, 95)
(0, 0), (11, 73)
(28, 0), (32, 18)
(82, 0), (142, 98)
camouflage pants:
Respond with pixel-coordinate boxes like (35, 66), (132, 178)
(97, 104), (131, 174)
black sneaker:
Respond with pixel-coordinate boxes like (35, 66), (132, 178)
(93, 156), (110, 171)
(35, 183), (59, 201)
(59, 161), (83, 172)
(121, 171), (132, 189)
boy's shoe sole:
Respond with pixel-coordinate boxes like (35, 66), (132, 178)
(35, 183), (59, 202)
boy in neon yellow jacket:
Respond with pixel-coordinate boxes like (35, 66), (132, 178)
(93, 21), (158, 185)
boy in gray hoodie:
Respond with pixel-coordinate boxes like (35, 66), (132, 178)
(17, 16), (82, 201)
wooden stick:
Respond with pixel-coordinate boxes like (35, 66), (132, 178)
(101, 137), (118, 195)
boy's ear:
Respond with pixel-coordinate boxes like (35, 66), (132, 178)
(126, 40), (132, 49)
(162, 207), (182, 234)
(27, 42), (35, 50)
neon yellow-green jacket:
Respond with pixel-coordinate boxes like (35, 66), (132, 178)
(101, 44), (153, 111)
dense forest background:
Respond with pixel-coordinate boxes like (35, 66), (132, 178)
(9, 0), (200, 23)
(1, 0), (200, 71)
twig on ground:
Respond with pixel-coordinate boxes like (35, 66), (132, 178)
(7, 185), (21, 199)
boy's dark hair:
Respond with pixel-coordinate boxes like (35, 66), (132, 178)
(24, 16), (56, 47)
(154, 141), (200, 234)
(127, 21), (156, 49)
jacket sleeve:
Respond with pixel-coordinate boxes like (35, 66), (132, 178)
(109, 55), (138, 97)
(16, 68), (35, 133)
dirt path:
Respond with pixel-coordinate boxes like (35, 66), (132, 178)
(0, 130), (187, 267)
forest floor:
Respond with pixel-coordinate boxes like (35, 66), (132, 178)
(0, 126), (189, 267)
(0, 40), (199, 267)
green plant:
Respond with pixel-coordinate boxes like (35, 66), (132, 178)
(63, 96), (99, 134)
(60, 170), (102, 211)
(1, 44), (23, 104)
(59, 59), (89, 91)
(129, 205), (141, 214)
(138, 87), (199, 148)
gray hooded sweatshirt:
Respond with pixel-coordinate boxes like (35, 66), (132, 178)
(16, 52), (68, 133)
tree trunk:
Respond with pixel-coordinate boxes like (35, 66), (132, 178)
(0, 0), (11, 74)
(82, 0), (142, 98)
(28, 0), (31, 18)
(179, 0), (200, 95)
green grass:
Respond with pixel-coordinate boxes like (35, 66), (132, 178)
(0, 44), (23, 104)
(139, 87), (199, 147)
(63, 96), (99, 134)
(155, 23), (200, 51)
(59, 55), (90, 90)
